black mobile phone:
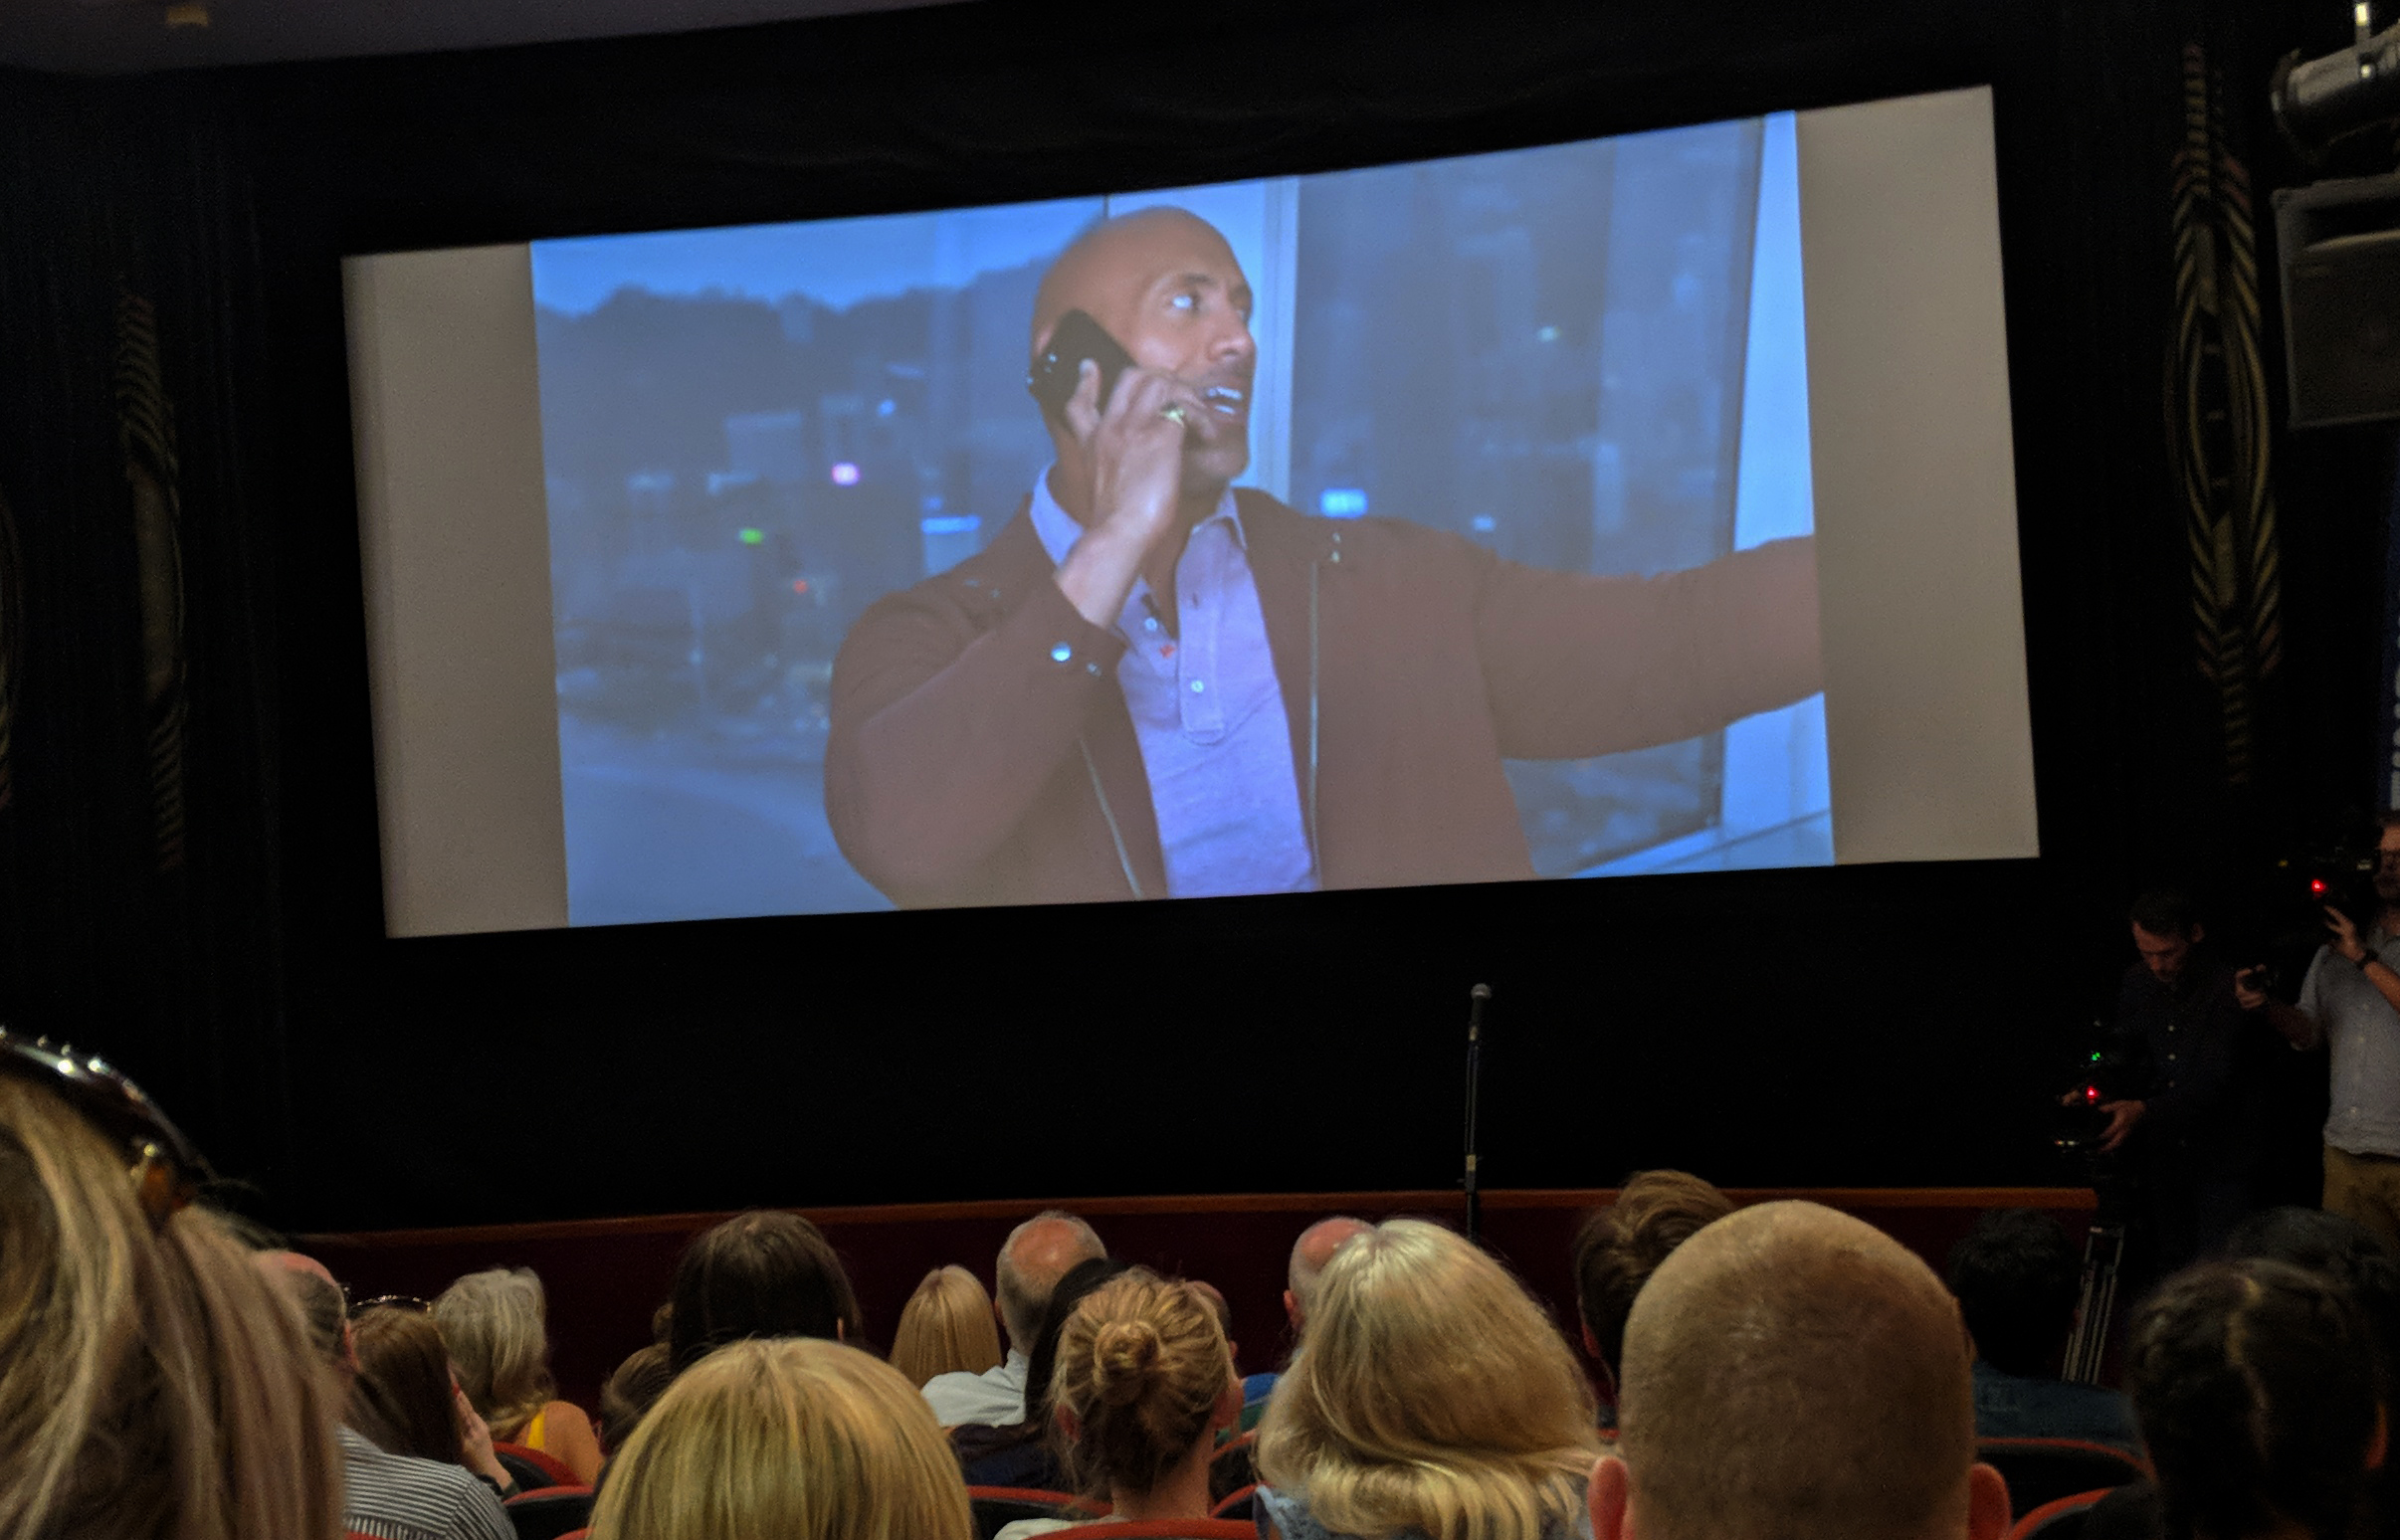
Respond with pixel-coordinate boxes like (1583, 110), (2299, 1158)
(1027, 308), (1136, 420)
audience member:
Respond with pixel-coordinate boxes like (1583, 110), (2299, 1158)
(2084, 1222), (2400, 1540)
(1589, 1200), (2009, 1540)
(1570, 1171), (1733, 1411)
(925, 1209), (1107, 1427)
(2224, 1205), (2400, 1350)
(893, 1263), (1006, 1388)
(668, 1210), (864, 1373)
(0, 1061), (342, 1540)
(956, 1254), (1136, 1488)
(435, 1264), (605, 1481)
(350, 1301), (524, 1497)
(2252, 815), (2400, 1252)
(599, 1341), (676, 1456)
(1239, 1215), (1371, 1423)
(1944, 1208), (2137, 1448)
(258, 1253), (514, 1540)
(2108, 1258), (2387, 1540)
(589, 1335), (974, 1540)
(1256, 1219), (1600, 1540)
(996, 1268), (1242, 1539)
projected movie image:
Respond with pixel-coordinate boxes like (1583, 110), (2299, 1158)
(533, 113), (1828, 925)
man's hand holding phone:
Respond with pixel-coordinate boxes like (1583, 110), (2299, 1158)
(1053, 354), (1215, 629)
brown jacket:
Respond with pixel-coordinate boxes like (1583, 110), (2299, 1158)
(825, 489), (1821, 908)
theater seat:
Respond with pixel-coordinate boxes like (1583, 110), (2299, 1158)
(503, 1485), (595, 1540)
(2007, 1487), (2116, 1540)
(494, 1441), (581, 1489)
(1976, 1440), (2146, 1517)
(1208, 1431), (1256, 1504)
(1041, 1515), (1257, 1525)
(1210, 1484), (1257, 1523)
(967, 1486), (1100, 1540)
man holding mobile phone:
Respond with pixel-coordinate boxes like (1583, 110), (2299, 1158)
(825, 207), (1822, 908)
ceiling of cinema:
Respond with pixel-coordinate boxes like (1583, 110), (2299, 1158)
(0, 0), (952, 74)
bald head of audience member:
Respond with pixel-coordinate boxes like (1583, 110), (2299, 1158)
(995, 1211), (1108, 1357)
(1285, 1216), (1371, 1333)
(1589, 1202), (2009, 1540)
(255, 1250), (357, 1378)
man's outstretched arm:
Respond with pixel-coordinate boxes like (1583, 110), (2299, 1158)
(1475, 534), (1823, 760)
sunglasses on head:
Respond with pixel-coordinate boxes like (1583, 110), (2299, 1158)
(347, 1292), (434, 1314)
(0, 1027), (214, 1232)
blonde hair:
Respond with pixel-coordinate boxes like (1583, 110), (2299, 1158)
(590, 1336), (973, 1540)
(434, 1265), (558, 1440)
(1257, 1220), (1598, 1540)
(0, 1073), (342, 1540)
(1053, 1269), (1231, 1497)
(891, 1265), (1004, 1388)
(1617, 1201), (1974, 1540)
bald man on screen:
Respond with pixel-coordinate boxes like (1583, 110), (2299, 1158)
(827, 208), (1821, 908)
(1589, 1201), (2011, 1540)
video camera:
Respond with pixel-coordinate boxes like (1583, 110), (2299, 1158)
(2226, 840), (2385, 997)
(2054, 1021), (2141, 1160)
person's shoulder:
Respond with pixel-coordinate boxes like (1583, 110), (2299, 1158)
(339, 1435), (510, 1533)
(992, 1520), (1079, 1540)
(845, 507), (1049, 634)
(1231, 489), (1478, 570)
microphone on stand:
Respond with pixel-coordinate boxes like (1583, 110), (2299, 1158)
(1464, 984), (1491, 1245)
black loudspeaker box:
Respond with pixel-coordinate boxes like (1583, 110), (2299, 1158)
(2275, 170), (2400, 429)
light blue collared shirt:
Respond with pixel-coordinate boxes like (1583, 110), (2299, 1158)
(1029, 473), (1315, 900)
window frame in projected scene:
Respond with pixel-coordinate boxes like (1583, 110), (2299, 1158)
(342, 85), (2038, 940)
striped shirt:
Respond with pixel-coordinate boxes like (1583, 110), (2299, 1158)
(337, 1425), (514, 1540)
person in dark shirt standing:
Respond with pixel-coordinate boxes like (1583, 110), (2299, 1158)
(2098, 889), (2270, 1275)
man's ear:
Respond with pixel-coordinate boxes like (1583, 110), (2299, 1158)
(1965, 1461), (2011, 1540)
(1589, 1454), (1633, 1540)
(1284, 1290), (1300, 1332)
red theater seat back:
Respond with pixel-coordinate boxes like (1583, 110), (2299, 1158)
(493, 1441), (582, 1489)
(2008, 1486), (2117, 1540)
(1976, 1440), (2146, 1519)
(967, 1486), (1102, 1540)
(503, 1484), (596, 1540)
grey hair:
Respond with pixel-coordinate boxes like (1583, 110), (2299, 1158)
(434, 1265), (557, 1439)
(994, 1211), (1107, 1353)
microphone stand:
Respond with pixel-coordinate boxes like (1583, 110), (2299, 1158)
(1464, 984), (1490, 1245)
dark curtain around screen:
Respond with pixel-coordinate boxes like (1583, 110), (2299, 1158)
(0, 0), (2394, 1230)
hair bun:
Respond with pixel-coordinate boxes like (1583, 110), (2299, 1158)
(1092, 1318), (1162, 1408)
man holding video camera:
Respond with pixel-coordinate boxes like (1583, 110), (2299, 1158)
(2249, 817), (2400, 1250)
(2096, 888), (2269, 1273)
(825, 207), (1822, 909)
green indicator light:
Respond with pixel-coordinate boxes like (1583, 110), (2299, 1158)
(737, 527), (765, 546)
